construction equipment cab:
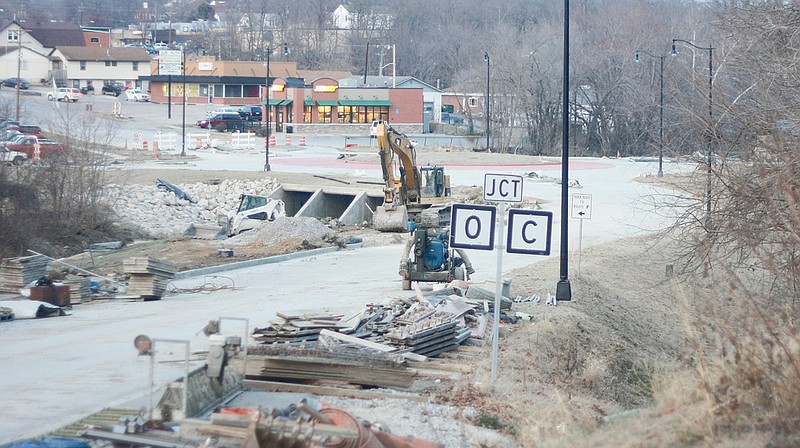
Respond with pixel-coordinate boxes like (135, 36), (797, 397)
(226, 194), (286, 237)
(373, 121), (451, 232)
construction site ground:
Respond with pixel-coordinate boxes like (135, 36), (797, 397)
(2, 151), (705, 447)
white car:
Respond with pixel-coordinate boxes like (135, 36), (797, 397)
(47, 87), (79, 102)
(206, 107), (240, 118)
(0, 147), (27, 165)
(124, 89), (150, 102)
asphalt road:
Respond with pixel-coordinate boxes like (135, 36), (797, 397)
(0, 85), (694, 443)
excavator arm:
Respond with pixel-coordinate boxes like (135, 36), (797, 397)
(376, 121), (421, 207)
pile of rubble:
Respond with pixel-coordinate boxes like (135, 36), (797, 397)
(251, 283), (515, 359)
(106, 178), (279, 238)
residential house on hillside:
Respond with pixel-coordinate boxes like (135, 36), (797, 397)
(0, 20), (85, 83)
(50, 46), (152, 91)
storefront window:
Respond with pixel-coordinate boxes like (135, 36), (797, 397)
(225, 85), (243, 98)
(243, 85), (260, 97)
(214, 84), (224, 98)
(318, 105), (333, 123)
(304, 105), (312, 123)
(338, 105), (352, 123)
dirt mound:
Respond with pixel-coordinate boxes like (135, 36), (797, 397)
(225, 216), (334, 247)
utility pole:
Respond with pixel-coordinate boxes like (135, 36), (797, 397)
(16, 28), (24, 121)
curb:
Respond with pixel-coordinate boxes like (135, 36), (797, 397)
(174, 243), (363, 280)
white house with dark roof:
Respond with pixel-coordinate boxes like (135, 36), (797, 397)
(0, 20), (86, 83)
(49, 46), (152, 91)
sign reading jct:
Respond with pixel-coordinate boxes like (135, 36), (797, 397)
(571, 193), (593, 220)
(506, 210), (553, 255)
(484, 174), (524, 203)
(450, 204), (496, 250)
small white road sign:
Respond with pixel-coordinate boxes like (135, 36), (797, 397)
(506, 209), (553, 255)
(450, 204), (496, 250)
(158, 50), (183, 76)
(484, 173), (524, 203)
(571, 193), (593, 220)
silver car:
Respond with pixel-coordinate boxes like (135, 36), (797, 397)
(124, 89), (150, 102)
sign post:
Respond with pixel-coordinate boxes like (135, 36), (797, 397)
(483, 174), (522, 379)
(571, 193), (592, 277)
(451, 174), (553, 380)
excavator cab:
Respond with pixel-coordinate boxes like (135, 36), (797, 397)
(419, 166), (448, 199)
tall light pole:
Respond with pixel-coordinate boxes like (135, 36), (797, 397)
(634, 50), (666, 177)
(264, 43), (289, 172)
(672, 38), (714, 228)
(556, 0), (572, 301)
(484, 51), (490, 152)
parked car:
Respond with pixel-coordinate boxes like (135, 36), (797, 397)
(3, 77), (30, 89)
(154, 42), (169, 51)
(206, 107), (240, 118)
(0, 147), (27, 165)
(238, 105), (263, 121)
(80, 85), (95, 95)
(124, 89), (150, 102)
(206, 113), (245, 132)
(101, 83), (126, 96)
(18, 125), (43, 137)
(47, 87), (80, 102)
(5, 135), (66, 159)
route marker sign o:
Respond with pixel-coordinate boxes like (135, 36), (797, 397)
(506, 209), (553, 255)
(450, 204), (496, 250)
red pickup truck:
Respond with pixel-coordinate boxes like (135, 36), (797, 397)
(5, 135), (65, 160)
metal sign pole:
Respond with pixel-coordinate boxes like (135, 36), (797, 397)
(491, 202), (507, 380)
(577, 219), (583, 278)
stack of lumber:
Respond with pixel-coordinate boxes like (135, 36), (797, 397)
(252, 312), (349, 345)
(240, 347), (415, 388)
(62, 276), (92, 304)
(123, 257), (177, 298)
(0, 255), (49, 293)
(383, 316), (460, 357)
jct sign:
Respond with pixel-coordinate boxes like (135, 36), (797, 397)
(484, 174), (523, 203)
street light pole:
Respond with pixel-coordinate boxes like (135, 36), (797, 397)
(264, 43), (289, 172)
(484, 51), (490, 152)
(556, 0), (572, 301)
(264, 46), (272, 172)
(634, 50), (666, 177)
(672, 38), (714, 228)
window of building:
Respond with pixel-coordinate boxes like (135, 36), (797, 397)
(132, 62), (139, 71)
(318, 105), (333, 123)
(105, 61), (118, 67)
(224, 84), (243, 98)
(338, 105), (352, 123)
(80, 61), (87, 71)
(468, 97), (478, 107)
(243, 84), (260, 97)
(7, 30), (19, 42)
(90, 37), (99, 43)
(213, 84), (224, 98)
(20, 60), (27, 70)
(303, 105), (312, 123)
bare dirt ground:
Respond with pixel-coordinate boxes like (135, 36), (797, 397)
(58, 152), (701, 446)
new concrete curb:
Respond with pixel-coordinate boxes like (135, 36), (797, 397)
(174, 243), (363, 280)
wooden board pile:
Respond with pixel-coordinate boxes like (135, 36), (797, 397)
(123, 257), (177, 298)
(251, 283), (506, 358)
(62, 276), (92, 304)
(0, 255), (49, 293)
(252, 312), (349, 345)
(240, 346), (415, 388)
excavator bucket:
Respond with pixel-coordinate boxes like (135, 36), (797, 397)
(372, 205), (409, 232)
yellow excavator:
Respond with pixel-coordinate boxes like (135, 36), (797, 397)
(372, 121), (451, 232)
